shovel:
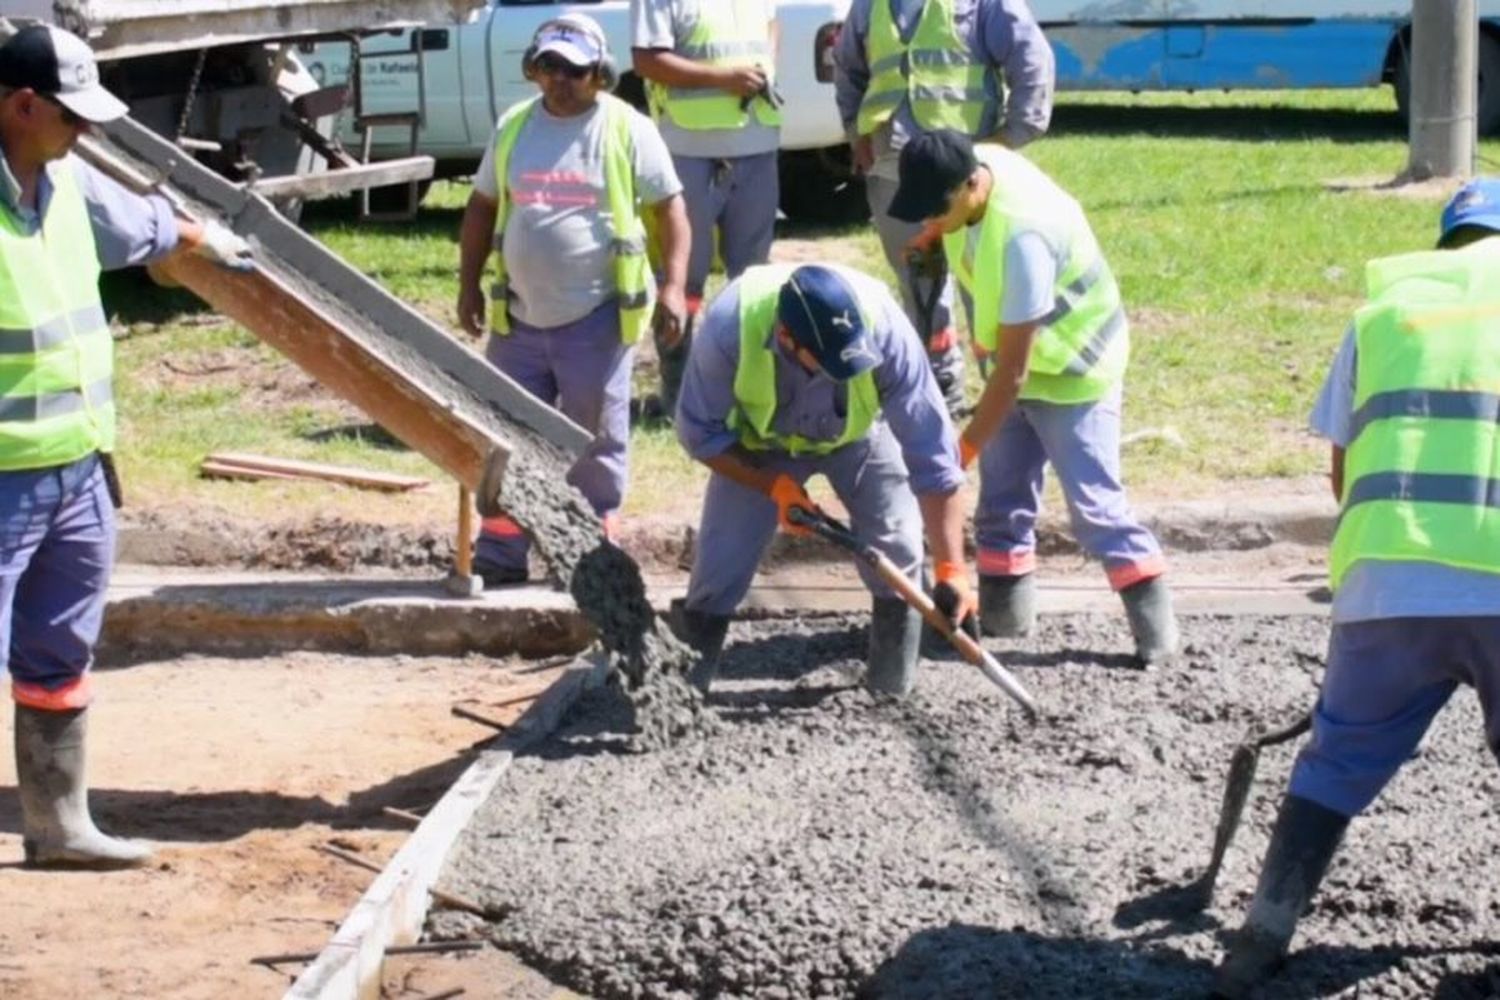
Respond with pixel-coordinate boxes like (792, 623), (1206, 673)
(1184, 710), (1312, 910)
(787, 506), (1039, 720)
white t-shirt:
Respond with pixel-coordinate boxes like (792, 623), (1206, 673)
(475, 100), (682, 329)
(629, 0), (780, 159)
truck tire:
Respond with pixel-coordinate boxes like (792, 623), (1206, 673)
(778, 146), (869, 226)
(1393, 29), (1500, 136)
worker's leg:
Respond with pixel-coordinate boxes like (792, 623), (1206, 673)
(1216, 618), (1456, 997)
(548, 303), (634, 537)
(476, 325), (560, 580)
(659, 155), (729, 421)
(974, 406), (1046, 636)
(717, 151), (778, 279)
(1029, 390), (1177, 661)
(864, 173), (965, 417)
(1463, 618), (1500, 764)
(4, 456), (150, 868)
(679, 456), (802, 690)
(825, 427), (924, 695)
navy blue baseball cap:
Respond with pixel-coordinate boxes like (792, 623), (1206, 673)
(0, 25), (127, 124)
(889, 129), (979, 224)
(1439, 177), (1500, 247)
(777, 266), (878, 381)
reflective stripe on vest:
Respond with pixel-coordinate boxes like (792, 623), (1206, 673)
(0, 161), (113, 471)
(856, 0), (988, 137)
(490, 94), (654, 344)
(647, 0), (780, 131)
(728, 263), (880, 455)
(944, 145), (1126, 405)
(1328, 240), (1500, 590)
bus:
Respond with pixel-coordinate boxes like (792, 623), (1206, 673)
(1037, 2), (1500, 133)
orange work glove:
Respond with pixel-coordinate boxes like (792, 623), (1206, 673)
(931, 560), (979, 639)
(958, 432), (980, 471)
(768, 473), (820, 535)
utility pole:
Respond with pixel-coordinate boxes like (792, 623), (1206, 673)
(1407, 0), (1476, 180)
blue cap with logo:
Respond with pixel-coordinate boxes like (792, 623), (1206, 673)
(1439, 177), (1500, 246)
(777, 265), (879, 381)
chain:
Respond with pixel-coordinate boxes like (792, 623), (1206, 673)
(174, 47), (209, 142)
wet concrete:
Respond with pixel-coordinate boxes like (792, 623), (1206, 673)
(438, 612), (1500, 999)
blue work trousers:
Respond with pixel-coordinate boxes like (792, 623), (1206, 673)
(477, 302), (634, 571)
(1289, 616), (1500, 817)
(675, 151), (778, 301)
(975, 388), (1163, 589)
(0, 454), (113, 709)
(684, 422), (922, 616)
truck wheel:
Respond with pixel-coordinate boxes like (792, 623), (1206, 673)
(778, 147), (869, 226)
(1393, 30), (1500, 136)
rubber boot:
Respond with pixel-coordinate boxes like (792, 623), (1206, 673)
(979, 573), (1037, 638)
(669, 599), (730, 694)
(15, 704), (153, 869)
(1212, 795), (1349, 999)
(867, 598), (921, 697)
(1120, 575), (1179, 665)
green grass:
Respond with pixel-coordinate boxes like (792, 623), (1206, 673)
(106, 87), (1500, 520)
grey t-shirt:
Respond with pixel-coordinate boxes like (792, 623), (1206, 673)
(475, 100), (682, 329)
(630, 0), (780, 159)
(957, 224), (1058, 326)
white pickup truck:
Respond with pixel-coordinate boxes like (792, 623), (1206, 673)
(300, 0), (861, 222)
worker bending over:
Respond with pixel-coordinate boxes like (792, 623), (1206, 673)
(834, 0), (1054, 417)
(0, 25), (252, 868)
(458, 14), (690, 586)
(892, 130), (1177, 665)
(671, 262), (974, 696)
(631, 0), (780, 421)
(1214, 179), (1500, 996)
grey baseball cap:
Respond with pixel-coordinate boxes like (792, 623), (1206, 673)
(0, 25), (128, 124)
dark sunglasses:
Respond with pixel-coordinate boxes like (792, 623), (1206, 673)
(534, 53), (592, 80)
(39, 93), (84, 127)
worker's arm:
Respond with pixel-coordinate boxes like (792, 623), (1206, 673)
(979, 0), (1055, 149)
(1330, 445), (1345, 503)
(963, 319), (1039, 453)
(73, 156), (182, 267)
(918, 489), (967, 570)
(1309, 325), (1358, 503)
(652, 192), (691, 343)
(457, 190), (499, 338)
(833, 0), (875, 173)
(631, 49), (768, 96)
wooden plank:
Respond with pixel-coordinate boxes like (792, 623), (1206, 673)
(205, 452), (430, 491)
(200, 460), (306, 483)
(285, 654), (607, 1000)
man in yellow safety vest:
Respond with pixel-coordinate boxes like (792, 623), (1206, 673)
(1214, 180), (1500, 996)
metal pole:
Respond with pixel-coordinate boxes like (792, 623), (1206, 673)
(1408, 0), (1477, 180)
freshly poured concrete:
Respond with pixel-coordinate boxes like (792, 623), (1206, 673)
(440, 612), (1499, 999)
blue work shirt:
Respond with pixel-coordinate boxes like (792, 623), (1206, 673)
(1310, 325), (1500, 623)
(676, 266), (965, 496)
(0, 149), (180, 267)
(834, 0), (1055, 178)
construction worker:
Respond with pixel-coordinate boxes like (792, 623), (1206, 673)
(671, 262), (975, 696)
(890, 130), (1177, 664)
(457, 15), (690, 586)
(1213, 179), (1500, 997)
(833, 0), (1054, 418)
(0, 25), (252, 868)
(630, 0), (781, 423)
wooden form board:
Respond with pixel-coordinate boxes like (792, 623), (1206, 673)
(284, 654), (608, 1000)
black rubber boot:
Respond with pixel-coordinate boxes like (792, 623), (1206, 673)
(1120, 575), (1179, 665)
(15, 705), (153, 869)
(979, 573), (1037, 638)
(669, 599), (730, 694)
(1212, 795), (1350, 999)
(867, 598), (921, 697)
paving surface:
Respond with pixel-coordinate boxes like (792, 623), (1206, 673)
(439, 612), (1500, 1000)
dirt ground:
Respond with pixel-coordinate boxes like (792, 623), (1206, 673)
(0, 650), (576, 1000)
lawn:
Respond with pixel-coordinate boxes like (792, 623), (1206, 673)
(107, 87), (1500, 523)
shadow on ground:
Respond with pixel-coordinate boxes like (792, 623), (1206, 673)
(1051, 101), (1403, 143)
